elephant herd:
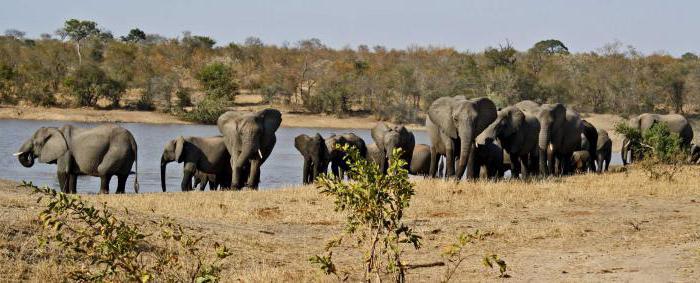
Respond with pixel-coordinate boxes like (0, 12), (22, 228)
(12, 96), (698, 194)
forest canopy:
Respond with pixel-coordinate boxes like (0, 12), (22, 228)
(1, 19), (699, 123)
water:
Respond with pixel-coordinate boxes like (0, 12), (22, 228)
(0, 119), (430, 193)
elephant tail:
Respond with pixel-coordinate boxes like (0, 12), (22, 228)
(130, 135), (140, 193)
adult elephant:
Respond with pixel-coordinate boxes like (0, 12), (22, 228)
(595, 129), (612, 172)
(15, 124), (138, 194)
(325, 133), (367, 179)
(621, 113), (694, 165)
(476, 106), (540, 178)
(515, 100), (584, 176)
(294, 133), (330, 184)
(160, 135), (231, 192)
(580, 120), (599, 172)
(426, 96), (497, 179)
(371, 122), (415, 172)
(217, 109), (282, 190)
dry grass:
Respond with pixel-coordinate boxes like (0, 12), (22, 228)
(1, 166), (699, 282)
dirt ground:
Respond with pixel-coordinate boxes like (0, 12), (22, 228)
(1, 166), (699, 282)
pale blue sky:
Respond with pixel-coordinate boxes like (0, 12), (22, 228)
(1, 0), (697, 55)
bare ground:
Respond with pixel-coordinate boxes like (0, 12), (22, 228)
(1, 166), (699, 282)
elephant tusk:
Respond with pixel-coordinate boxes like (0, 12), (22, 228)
(12, 152), (23, 156)
(258, 149), (263, 159)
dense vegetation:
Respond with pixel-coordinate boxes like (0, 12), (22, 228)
(1, 19), (699, 123)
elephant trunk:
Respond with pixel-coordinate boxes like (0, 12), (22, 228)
(538, 124), (551, 175)
(16, 140), (35, 168)
(237, 135), (260, 167)
(456, 126), (474, 179)
(160, 155), (169, 192)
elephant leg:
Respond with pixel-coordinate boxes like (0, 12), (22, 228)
(444, 144), (456, 178)
(520, 156), (529, 179)
(182, 165), (195, 192)
(246, 159), (261, 190)
(57, 171), (68, 193)
(465, 147), (477, 180)
(331, 162), (340, 178)
(429, 147), (439, 178)
(116, 174), (127, 194)
(511, 155), (521, 179)
(302, 159), (311, 184)
(100, 175), (112, 194)
(198, 178), (207, 191)
(68, 173), (78, 194)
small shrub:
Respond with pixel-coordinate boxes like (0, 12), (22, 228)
(482, 254), (509, 278)
(24, 181), (231, 282)
(63, 64), (123, 107)
(441, 230), (495, 282)
(175, 86), (193, 109)
(180, 97), (228, 124)
(615, 122), (686, 180)
(196, 62), (238, 100)
(310, 146), (421, 282)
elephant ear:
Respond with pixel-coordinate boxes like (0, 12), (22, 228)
(428, 96), (458, 138)
(371, 122), (390, 153)
(217, 111), (243, 134)
(258, 108), (282, 138)
(470, 97), (498, 135)
(551, 103), (567, 128)
(294, 134), (312, 156)
(175, 136), (186, 163)
(39, 128), (68, 163)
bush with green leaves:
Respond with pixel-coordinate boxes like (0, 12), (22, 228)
(24, 181), (231, 282)
(180, 97), (229, 124)
(310, 145), (421, 282)
(615, 121), (685, 163)
(196, 62), (238, 100)
(63, 63), (124, 107)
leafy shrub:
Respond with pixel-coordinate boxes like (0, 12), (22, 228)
(310, 146), (421, 282)
(196, 62), (238, 100)
(441, 230), (495, 282)
(615, 122), (687, 180)
(24, 181), (231, 282)
(175, 86), (193, 109)
(179, 97), (228, 124)
(63, 64), (124, 107)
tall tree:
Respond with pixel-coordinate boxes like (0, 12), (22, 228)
(121, 28), (146, 43)
(59, 19), (101, 64)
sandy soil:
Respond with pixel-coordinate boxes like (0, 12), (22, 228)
(1, 166), (699, 281)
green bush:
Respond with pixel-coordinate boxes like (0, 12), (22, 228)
(180, 97), (228, 124)
(24, 181), (231, 282)
(310, 146), (421, 282)
(63, 64), (124, 107)
(196, 62), (238, 100)
(615, 122), (685, 163)
(175, 86), (193, 109)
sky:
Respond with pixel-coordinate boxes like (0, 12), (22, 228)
(1, 0), (698, 56)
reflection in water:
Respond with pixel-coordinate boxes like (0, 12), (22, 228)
(0, 119), (622, 193)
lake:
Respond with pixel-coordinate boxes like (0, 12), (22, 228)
(0, 119), (432, 193)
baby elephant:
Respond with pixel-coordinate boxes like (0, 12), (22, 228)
(294, 133), (331, 184)
(571, 150), (591, 174)
(160, 135), (231, 192)
(193, 170), (219, 191)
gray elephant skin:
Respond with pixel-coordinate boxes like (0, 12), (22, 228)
(689, 144), (700, 164)
(160, 135), (231, 192)
(595, 129), (612, 172)
(621, 113), (694, 165)
(295, 133), (330, 184)
(571, 150), (591, 173)
(515, 100), (589, 176)
(474, 142), (506, 179)
(476, 106), (540, 178)
(217, 109), (282, 190)
(426, 96), (497, 179)
(193, 170), (219, 191)
(325, 133), (367, 179)
(15, 124), (139, 194)
(371, 122), (415, 172)
(368, 143), (432, 176)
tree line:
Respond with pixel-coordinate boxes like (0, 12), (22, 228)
(1, 19), (699, 123)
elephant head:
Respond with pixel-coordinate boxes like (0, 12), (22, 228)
(160, 136), (187, 192)
(476, 106), (526, 147)
(294, 133), (330, 184)
(217, 108), (282, 189)
(15, 127), (69, 168)
(371, 122), (415, 172)
(428, 96), (497, 178)
(533, 103), (567, 174)
(621, 115), (642, 165)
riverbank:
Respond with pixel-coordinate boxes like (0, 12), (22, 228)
(2, 166), (699, 281)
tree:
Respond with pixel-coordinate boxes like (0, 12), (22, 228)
(4, 29), (26, 39)
(195, 62), (238, 99)
(63, 64), (123, 107)
(530, 39), (569, 55)
(59, 19), (102, 64)
(121, 28), (146, 43)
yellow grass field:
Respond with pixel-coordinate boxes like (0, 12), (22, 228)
(1, 166), (699, 282)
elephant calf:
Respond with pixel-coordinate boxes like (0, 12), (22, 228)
(160, 135), (231, 192)
(325, 133), (367, 179)
(596, 129), (612, 172)
(193, 170), (219, 191)
(371, 122), (415, 173)
(571, 150), (591, 174)
(295, 133), (330, 184)
(16, 124), (138, 194)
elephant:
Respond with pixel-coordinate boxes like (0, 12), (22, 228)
(15, 124), (138, 194)
(409, 144), (432, 176)
(515, 101), (585, 176)
(426, 96), (497, 179)
(371, 122), (415, 172)
(689, 144), (700, 164)
(571, 150), (591, 173)
(580, 120), (599, 172)
(476, 106), (540, 178)
(325, 133), (367, 179)
(595, 129), (612, 172)
(474, 142), (505, 179)
(217, 109), (282, 190)
(294, 133), (330, 184)
(193, 170), (218, 191)
(621, 113), (694, 165)
(160, 135), (231, 192)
